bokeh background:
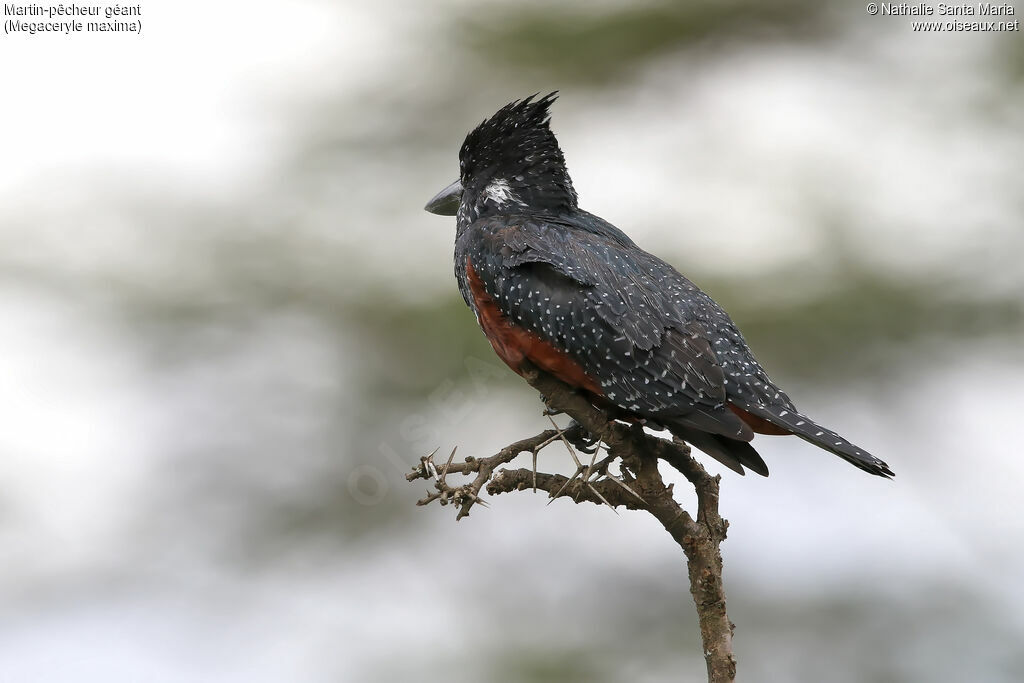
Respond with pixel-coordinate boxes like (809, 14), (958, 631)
(2, 1), (1023, 681)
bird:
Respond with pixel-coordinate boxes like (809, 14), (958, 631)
(424, 93), (893, 478)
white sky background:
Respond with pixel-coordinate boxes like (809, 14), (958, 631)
(0, 1), (1022, 681)
(2, 2), (1020, 283)
(0, 0), (353, 196)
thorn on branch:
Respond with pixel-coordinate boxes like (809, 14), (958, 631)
(406, 364), (737, 681)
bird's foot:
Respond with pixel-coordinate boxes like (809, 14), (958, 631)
(539, 390), (566, 416)
(564, 419), (601, 454)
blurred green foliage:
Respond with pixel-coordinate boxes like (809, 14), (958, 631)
(3, 2), (1021, 679)
(460, 1), (839, 85)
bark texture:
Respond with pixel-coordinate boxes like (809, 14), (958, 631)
(407, 363), (736, 682)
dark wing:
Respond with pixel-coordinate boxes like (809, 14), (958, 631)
(456, 215), (753, 442)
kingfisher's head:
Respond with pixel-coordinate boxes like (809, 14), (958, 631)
(424, 93), (577, 223)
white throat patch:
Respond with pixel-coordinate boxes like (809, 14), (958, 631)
(483, 178), (521, 207)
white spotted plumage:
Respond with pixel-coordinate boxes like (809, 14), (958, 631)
(442, 93), (893, 478)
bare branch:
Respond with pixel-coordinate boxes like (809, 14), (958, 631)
(487, 468), (646, 510)
(407, 363), (737, 681)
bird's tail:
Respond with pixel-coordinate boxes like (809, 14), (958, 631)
(665, 422), (770, 477)
(734, 403), (894, 478)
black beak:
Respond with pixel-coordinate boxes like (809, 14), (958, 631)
(424, 180), (462, 216)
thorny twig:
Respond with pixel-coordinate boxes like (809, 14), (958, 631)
(406, 363), (737, 682)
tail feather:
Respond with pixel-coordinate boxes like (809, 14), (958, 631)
(736, 402), (894, 478)
(667, 405), (755, 442)
(667, 422), (770, 477)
